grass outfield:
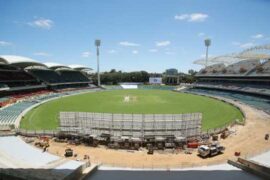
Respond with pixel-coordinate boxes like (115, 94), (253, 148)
(20, 90), (243, 131)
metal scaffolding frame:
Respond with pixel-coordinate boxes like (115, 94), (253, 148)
(59, 112), (202, 138)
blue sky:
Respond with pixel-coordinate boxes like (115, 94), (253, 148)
(0, 0), (270, 73)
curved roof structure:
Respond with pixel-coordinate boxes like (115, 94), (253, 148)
(194, 56), (242, 66)
(194, 44), (270, 66)
(25, 65), (49, 70)
(44, 62), (71, 70)
(0, 55), (94, 71)
(0, 55), (47, 68)
(68, 64), (93, 71)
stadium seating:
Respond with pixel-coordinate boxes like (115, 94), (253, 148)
(28, 69), (63, 83)
(0, 64), (42, 89)
(58, 70), (90, 82)
(196, 59), (263, 76)
(28, 69), (90, 84)
(138, 85), (176, 90)
(194, 59), (270, 97)
(197, 63), (226, 75)
(224, 59), (260, 75)
(246, 59), (270, 75)
(0, 101), (35, 125)
(0, 71), (41, 87)
(194, 81), (270, 97)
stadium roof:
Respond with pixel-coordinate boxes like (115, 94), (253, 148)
(194, 44), (270, 66)
(193, 56), (242, 66)
(0, 56), (93, 71)
(44, 62), (71, 70)
(0, 55), (47, 68)
(68, 64), (93, 71)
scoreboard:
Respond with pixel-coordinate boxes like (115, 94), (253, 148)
(149, 77), (162, 84)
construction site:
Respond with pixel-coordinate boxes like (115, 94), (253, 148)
(58, 112), (202, 151)
(12, 95), (269, 179)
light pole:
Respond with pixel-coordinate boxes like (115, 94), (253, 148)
(204, 38), (211, 67)
(95, 39), (101, 86)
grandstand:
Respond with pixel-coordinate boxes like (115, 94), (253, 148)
(0, 55), (97, 128)
(0, 63), (44, 91)
(193, 45), (270, 97)
(0, 55), (93, 93)
(138, 85), (177, 90)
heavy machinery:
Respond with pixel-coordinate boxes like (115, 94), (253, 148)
(221, 129), (230, 139)
(148, 146), (154, 155)
(65, 148), (73, 157)
(34, 137), (49, 149)
(147, 144), (154, 154)
(198, 144), (225, 158)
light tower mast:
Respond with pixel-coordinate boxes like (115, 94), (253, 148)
(95, 39), (101, 86)
(204, 38), (211, 67)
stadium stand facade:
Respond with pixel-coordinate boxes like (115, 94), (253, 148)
(0, 55), (96, 128)
(0, 55), (93, 92)
(194, 59), (270, 97)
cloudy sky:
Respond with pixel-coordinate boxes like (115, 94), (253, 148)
(0, 0), (270, 73)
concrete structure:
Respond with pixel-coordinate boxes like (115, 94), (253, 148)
(0, 136), (86, 180)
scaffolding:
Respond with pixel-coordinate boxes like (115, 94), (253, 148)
(59, 112), (202, 138)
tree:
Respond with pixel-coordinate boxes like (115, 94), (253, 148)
(92, 70), (150, 85)
(188, 69), (197, 76)
(110, 69), (116, 73)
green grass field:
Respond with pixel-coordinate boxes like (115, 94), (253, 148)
(20, 90), (243, 130)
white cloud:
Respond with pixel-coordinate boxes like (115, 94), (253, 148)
(119, 41), (140, 47)
(28, 18), (54, 29)
(174, 14), (189, 20)
(108, 49), (117, 54)
(33, 52), (51, 56)
(149, 49), (158, 52)
(175, 13), (208, 22)
(0, 41), (12, 46)
(156, 41), (171, 47)
(81, 51), (91, 58)
(132, 50), (138, 54)
(189, 13), (209, 22)
(198, 32), (205, 37)
(251, 34), (264, 39)
(240, 42), (255, 48)
(165, 51), (175, 55)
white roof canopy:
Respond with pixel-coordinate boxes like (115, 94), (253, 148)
(44, 62), (70, 69)
(68, 64), (93, 70)
(194, 44), (270, 66)
(0, 55), (47, 68)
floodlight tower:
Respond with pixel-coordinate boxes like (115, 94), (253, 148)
(95, 39), (101, 86)
(204, 38), (211, 67)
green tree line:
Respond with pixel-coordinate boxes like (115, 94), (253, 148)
(91, 69), (197, 85)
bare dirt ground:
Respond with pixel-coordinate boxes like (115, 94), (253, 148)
(44, 100), (270, 169)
